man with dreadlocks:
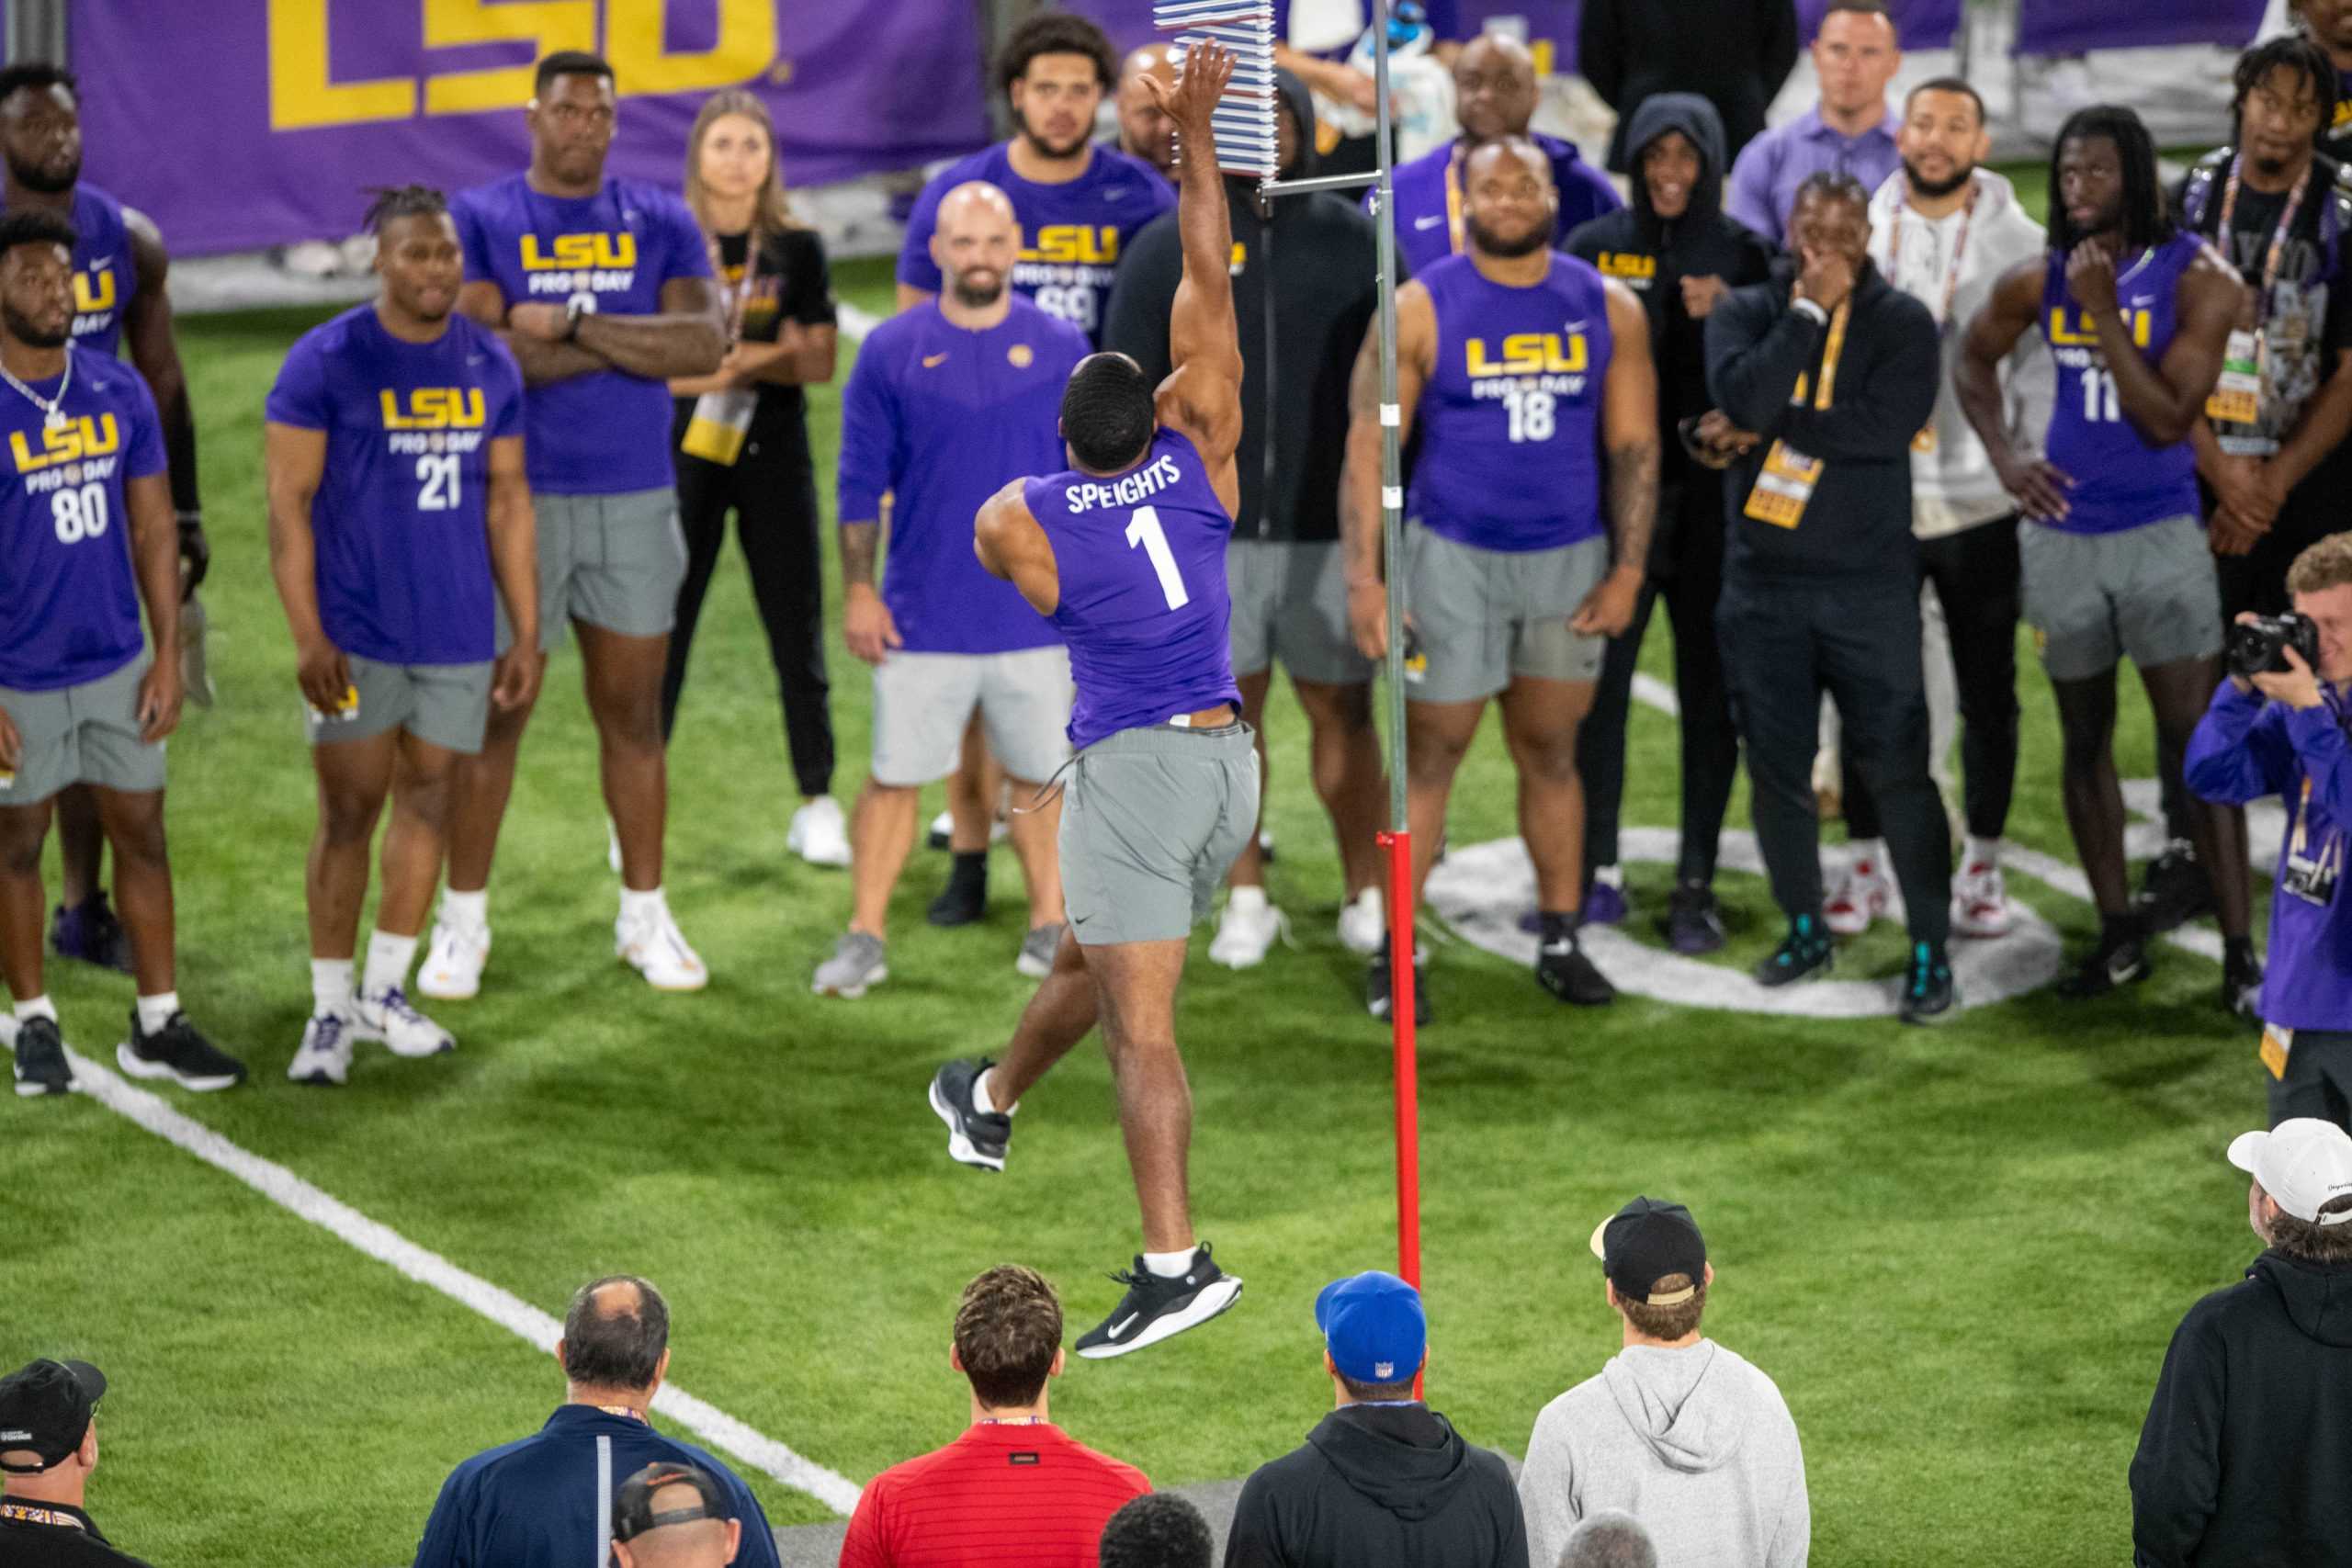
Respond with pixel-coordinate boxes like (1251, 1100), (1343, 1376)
(265, 187), (539, 1087)
(1958, 107), (2257, 1008)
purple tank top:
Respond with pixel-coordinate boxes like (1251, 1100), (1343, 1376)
(2037, 230), (2205, 535)
(1408, 252), (1613, 552)
(1026, 427), (1239, 750)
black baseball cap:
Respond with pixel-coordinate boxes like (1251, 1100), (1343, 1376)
(1589, 1197), (1707, 1307)
(0, 1359), (105, 1473)
(612, 1461), (730, 1545)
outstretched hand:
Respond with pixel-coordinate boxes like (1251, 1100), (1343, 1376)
(1146, 39), (1235, 141)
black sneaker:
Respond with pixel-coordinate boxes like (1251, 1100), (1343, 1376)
(1367, 939), (1431, 1025)
(115, 1010), (246, 1092)
(2222, 942), (2264, 1021)
(12, 1015), (72, 1097)
(1073, 1244), (1243, 1359)
(1535, 931), (1616, 1006)
(2056, 934), (2153, 999)
(50, 893), (134, 975)
(1898, 942), (1955, 1023)
(1661, 881), (1727, 955)
(1755, 915), (1834, 987)
(928, 1057), (1012, 1173)
(927, 853), (989, 927)
(2134, 840), (2215, 934)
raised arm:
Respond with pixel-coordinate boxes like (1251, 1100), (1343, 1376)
(1341, 280), (1435, 660)
(1957, 258), (2072, 520)
(1148, 39), (1245, 487)
(2076, 241), (2242, 447)
(1572, 277), (1658, 637)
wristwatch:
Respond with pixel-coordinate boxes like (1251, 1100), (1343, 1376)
(563, 296), (589, 341)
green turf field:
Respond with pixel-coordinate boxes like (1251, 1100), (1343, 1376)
(5, 244), (2280, 1567)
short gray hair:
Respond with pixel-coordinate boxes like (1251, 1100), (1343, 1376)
(1559, 1511), (1658, 1568)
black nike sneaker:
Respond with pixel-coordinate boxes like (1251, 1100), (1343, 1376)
(2222, 941), (2264, 1021)
(115, 1010), (246, 1092)
(1897, 942), (1955, 1023)
(2057, 931), (2153, 999)
(1073, 1244), (1243, 1359)
(1367, 937), (1431, 1025)
(2134, 840), (2215, 934)
(13, 1015), (73, 1097)
(928, 1057), (1012, 1173)
(1754, 914), (1834, 987)
(1535, 925), (1615, 1006)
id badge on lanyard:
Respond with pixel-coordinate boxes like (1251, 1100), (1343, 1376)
(2205, 327), (2263, 424)
(2261, 1022), (2294, 1080)
(1742, 299), (1848, 530)
(2280, 775), (2343, 908)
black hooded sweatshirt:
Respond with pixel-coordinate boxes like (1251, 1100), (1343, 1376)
(1224, 1404), (1529, 1568)
(2130, 1248), (2352, 1566)
(1101, 70), (1374, 544)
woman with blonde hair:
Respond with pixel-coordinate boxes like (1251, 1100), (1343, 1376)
(666, 89), (846, 865)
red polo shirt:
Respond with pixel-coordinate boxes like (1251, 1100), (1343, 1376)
(838, 1421), (1150, 1568)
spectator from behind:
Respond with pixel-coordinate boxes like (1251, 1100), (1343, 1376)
(1099, 1493), (1213, 1568)
(412, 1275), (779, 1568)
(1724, 0), (1901, 243)
(1520, 1199), (1809, 1568)
(1578, 0), (1798, 172)
(1558, 1511), (1657, 1568)
(2131, 1119), (2352, 1564)
(839, 1265), (1149, 1568)
(611, 1461), (741, 1568)
(0, 1359), (150, 1567)
(1227, 1271), (1528, 1568)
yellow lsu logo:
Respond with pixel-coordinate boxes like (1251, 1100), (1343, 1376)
(1465, 333), (1589, 378)
(1022, 225), (1118, 265)
(72, 270), (116, 314)
(379, 389), (487, 429)
(1596, 252), (1655, 280)
(2048, 306), (2152, 348)
(9, 414), (119, 473)
(521, 232), (638, 271)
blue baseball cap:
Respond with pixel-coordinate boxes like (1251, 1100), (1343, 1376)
(1315, 1270), (1427, 1384)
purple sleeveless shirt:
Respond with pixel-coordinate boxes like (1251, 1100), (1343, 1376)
(1025, 427), (1239, 750)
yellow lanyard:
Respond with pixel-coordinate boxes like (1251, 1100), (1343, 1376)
(1442, 147), (1466, 255)
(1792, 299), (1851, 409)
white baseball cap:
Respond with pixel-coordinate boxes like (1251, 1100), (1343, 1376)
(2227, 1119), (2352, 1224)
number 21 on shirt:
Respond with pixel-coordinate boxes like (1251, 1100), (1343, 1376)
(417, 453), (460, 511)
(1125, 504), (1190, 612)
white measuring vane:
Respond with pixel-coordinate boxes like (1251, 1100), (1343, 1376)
(1153, 0), (1281, 180)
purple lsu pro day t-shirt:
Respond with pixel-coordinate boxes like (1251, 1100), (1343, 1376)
(1026, 427), (1240, 750)
(0, 344), (166, 691)
(837, 297), (1088, 655)
(0, 184), (139, 358)
(452, 173), (709, 494)
(266, 306), (526, 667)
(896, 142), (1173, 344)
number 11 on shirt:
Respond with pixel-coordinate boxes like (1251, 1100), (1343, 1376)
(1125, 504), (1190, 611)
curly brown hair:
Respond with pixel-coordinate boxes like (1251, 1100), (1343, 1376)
(954, 1265), (1063, 1408)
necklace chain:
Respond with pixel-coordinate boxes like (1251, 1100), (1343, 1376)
(0, 351), (70, 429)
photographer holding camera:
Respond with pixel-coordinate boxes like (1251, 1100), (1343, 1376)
(2187, 532), (2352, 1132)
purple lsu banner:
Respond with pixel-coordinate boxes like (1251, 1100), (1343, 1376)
(2014, 0), (2267, 54)
(70, 1), (989, 257)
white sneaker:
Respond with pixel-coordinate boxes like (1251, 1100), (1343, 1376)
(352, 985), (456, 1057)
(287, 1013), (354, 1086)
(1336, 887), (1385, 954)
(1208, 893), (1288, 969)
(1951, 860), (2013, 939)
(417, 920), (491, 1000)
(617, 903), (709, 991)
(1824, 858), (1892, 937)
(787, 797), (852, 867)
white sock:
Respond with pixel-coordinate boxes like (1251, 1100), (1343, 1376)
(135, 992), (180, 1034)
(441, 887), (489, 931)
(1142, 1247), (1197, 1279)
(620, 886), (667, 925)
(1228, 886), (1268, 915)
(14, 995), (57, 1023)
(1851, 839), (1888, 873)
(363, 930), (419, 998)
(1965, 836), (2001, 870)
(972, 1067), (1016, 1116)
(311, 959), (355, 1019)
(1594, 863), (1624, 889)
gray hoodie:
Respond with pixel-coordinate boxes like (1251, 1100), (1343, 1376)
(1519, 1340), (1810, 1568)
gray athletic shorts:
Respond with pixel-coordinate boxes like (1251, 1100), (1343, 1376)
(1228, 538), (1374, 686)
(2020, 513), (2222, 682)
(1402, 525), (1609, 703)
(305, 656), (492, 754)
(1060, 721), (1261, 945)
(871, 646), (1073, 787)
(0, 657), (165, 805)
(497, 486), (686, 653)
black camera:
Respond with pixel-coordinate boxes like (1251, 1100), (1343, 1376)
(2227, 612), (2320, 679)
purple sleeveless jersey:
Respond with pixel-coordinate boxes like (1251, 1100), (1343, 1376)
(1025, 427), (1239, 750)
(2038, 230), (2205, 536)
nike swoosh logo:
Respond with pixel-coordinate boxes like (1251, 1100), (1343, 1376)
(2109, 953), (2136, 983)
(466, 355), (486, 366)
(86, 254), (112, 268)
(922, 353), (947, 367)
(1563, 320), (1589, 333)
(1540, 939), (1576, 956)
(1104, 1313), (1139, 1339)
(1413, 214), (1444, 230)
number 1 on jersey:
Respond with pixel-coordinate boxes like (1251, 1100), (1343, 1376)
(1125, 504), (1191, 612)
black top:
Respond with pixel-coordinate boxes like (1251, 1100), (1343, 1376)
(1578, 0), (1799, 173)
(0, 1499), (153, 1567)
(670, 224), (836, 453)
(1226, 1404), (1529, 1568)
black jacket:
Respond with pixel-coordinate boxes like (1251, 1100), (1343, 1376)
(1224, 1404), (1529, 1568)
(1102, 72), (1374, 544)
(0, 1501), (153, 1567)
(1704, 259), (1937, 586)
(2130, 1248), (2352, 1566)
(1579, 0), (1798, 173)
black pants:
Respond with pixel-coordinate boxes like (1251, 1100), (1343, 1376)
(1579, 477), (1741, 886)
(1844, 515), (2021, 843)
(662, 422), (834, 798)
(1719, 573), (1952, 943)
(2271, 1027), (2352, 1130)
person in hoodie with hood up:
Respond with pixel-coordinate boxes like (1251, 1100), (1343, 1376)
(1226, 1269), (1527, 1568)
(1102, 69), (1390, 971)
(1520, 1198), (1809, 1568)
(2131, 1118), (2352, 1566)
(1566, 94), (1777, 955)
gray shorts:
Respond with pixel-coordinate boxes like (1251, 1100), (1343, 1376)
(1402, 525), (1608, 703)
(2020, 513), (2222, 682)
(871, 646), (1073, 786)
(0, 657), (165, 805)
(497, 487), (686, 653)
(1228, 538), (1374, 686)
(305, 656), (492, 754)
(1059, 721), (1261, 945)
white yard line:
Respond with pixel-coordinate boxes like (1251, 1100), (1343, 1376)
(61, 1048), (864, 1517)
(836, 301), (881, 342)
